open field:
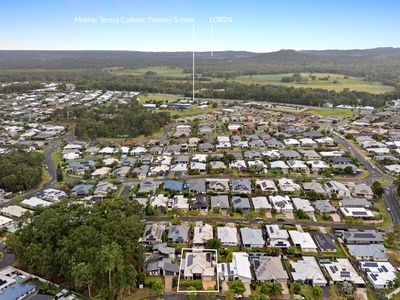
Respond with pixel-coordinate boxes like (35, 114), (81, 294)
(109, 66), (188, 77)
(136, 93), (181, 104)
(306, 108), (354, 118)
(108, 67), (393, 94)
(228, 72), (394, 94)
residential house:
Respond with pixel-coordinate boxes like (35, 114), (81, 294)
(183, 250), (215, 280)
(141, 224), (166, 245)
(193, 222), (213, 246)
(168, 224), (190, 244)
(254, 256), (288, 284)
(360, 261), (396, 289)
(289, 231), (318, 252)
(217, 252), (252, 283)
(210, 195), (230, 210)
(217, 226), (239, 246)
(240, 228), (265, 248)
(291, 256), (327, 287)
(347, 244), (387, 261)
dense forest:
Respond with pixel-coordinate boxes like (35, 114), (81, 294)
(54, 99), (171, 139)
(0, 149), (44, 192)
(7, 198), (145, 299)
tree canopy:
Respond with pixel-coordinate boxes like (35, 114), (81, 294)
(7, 198), (145, 299)
(0, 148), (44, 192)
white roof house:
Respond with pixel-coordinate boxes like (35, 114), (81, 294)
(284, 138), (300, 146)
(0, 215), (13, 227)
(256, 180), (278, 192)
(289, 231), (318, 252)
(21, 197), (52, 208)
(251, 196), (272, 210)
(91, 167), (111, 177)
(193, 222), (213, 245)
(270, 161), (289, 171)
(291, 256), (327, 287)
(217, 252), (252, 283)
(277, 178), (301, 192)
(269, 195), (293, 212)
(339, 207), (374, 218)
(217, 226), (239, 246)
(292, 198), (315, 214)
(240, 228), (265, 248)
(98, 147), (115, 154)
(323, 258), (364, 285)
(359, 261), (397, 289)
(265, 225), (290, 248)
(0, 205), (31, 218)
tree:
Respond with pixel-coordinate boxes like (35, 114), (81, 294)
(292, 282), (301, 294)
(312, 286), (323, 299)
(250, 295), (270, 300)
(372, 181), (384, 198)
(71, 262), (93, 298)
(205, 238), (222, 250)
(149, 280), (164, 295)
(56, 163), (63, 182)
(228, 280), (246, 294)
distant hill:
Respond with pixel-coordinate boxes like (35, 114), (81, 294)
(1, 48), (400, 85)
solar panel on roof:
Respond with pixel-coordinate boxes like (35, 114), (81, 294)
(330, 266), (337, 273)
(187, 254), (194, 266)
(364, 262), (378, 267)
(381, 265), (388, 272)
(353, 211), (367, 216)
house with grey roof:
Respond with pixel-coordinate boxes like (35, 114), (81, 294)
(339, 198), (371, 208)
(347, 244), (387, 261)
(141, 224), (166, 245)
(302, 181), (326, 194)
(168, 224), (190, 244)
(291, 256), (327, 287)
(313, 200), (336, 215)
(211, 195), (230, 210)
(138, 179), (158, 194)
(191, 194), (208, 210)
(232, 196), (251, 211)
(313, 232), (337, 252)
(186, 179), (206, 194)
(280, 150), (301, 160)
(254, 256), (288, 283)
(231, 179), (252, 194)
(240, 228), (265, 248)
(340, 230), (384, 245)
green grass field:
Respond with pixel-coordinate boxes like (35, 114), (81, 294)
(109, 66), (188, 77)
(229, 72), (394, 94)
(306, 108), (354, 118)
(136, 93), (181, 104)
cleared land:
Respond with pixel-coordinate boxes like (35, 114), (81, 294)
(109, 66), (189, 77)
(306, 108), (354, 118)
(108, 67), (393, 94)
(228, 72), (394, 94)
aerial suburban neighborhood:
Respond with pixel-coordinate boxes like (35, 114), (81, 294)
(2, 1), (400, 300)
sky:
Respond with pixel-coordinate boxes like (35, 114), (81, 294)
(0, 0), (400, 52)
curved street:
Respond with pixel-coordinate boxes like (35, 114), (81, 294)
(332, 131), (400, 224)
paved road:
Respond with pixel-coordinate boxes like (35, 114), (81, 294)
(0, 244), (15, 269)
(332, 131), (400, 224)
(143, 216), (377, 230)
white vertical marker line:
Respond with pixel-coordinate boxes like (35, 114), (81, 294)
(192, 20), (195, 102)
(210, 21), (214, 57)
